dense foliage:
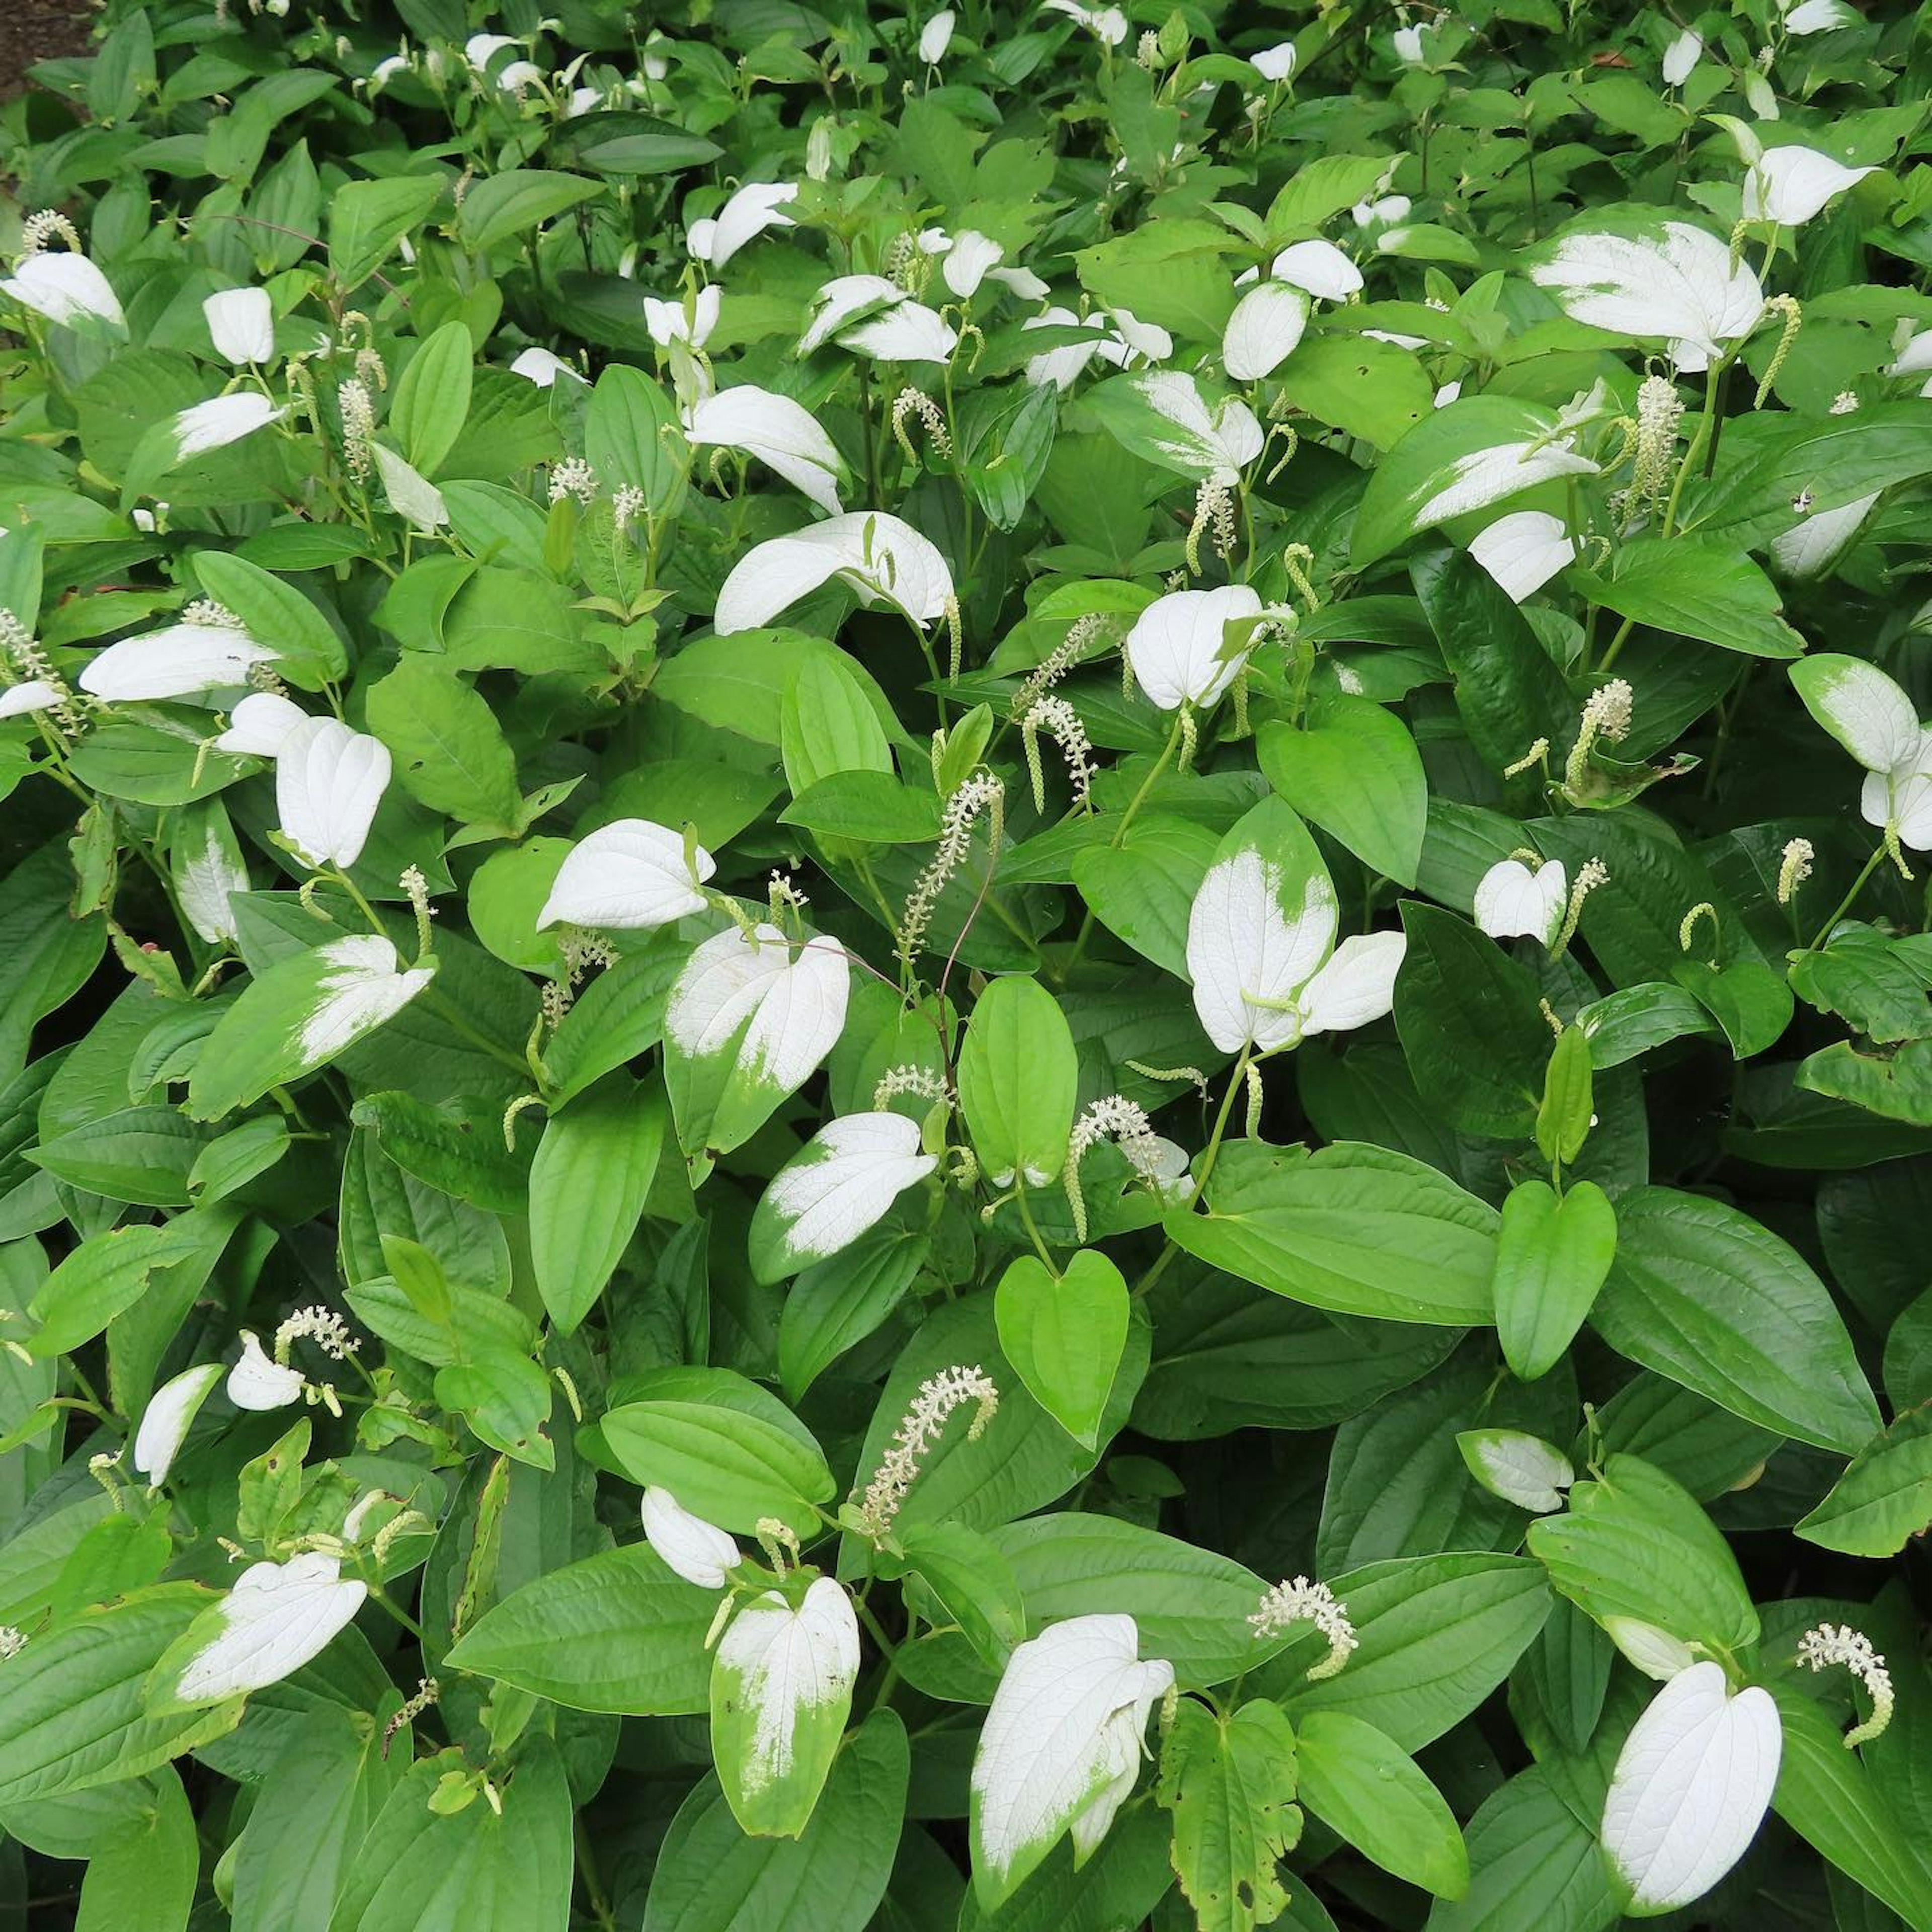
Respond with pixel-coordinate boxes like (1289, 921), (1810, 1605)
(2, 0), (1931, 1926)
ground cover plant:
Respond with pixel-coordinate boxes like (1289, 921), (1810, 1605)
(0, 0), (1930, 1925)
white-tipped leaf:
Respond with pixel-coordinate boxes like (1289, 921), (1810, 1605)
(158, 1552), (369, 1706)
(970, 1613), (1175, 1909)
(79, 622), (278, 703)
(1097, 369), (1263, 484)
(943, 229), (1003, 299)
(536, 817), (715, 930)
(665, 924), (850, 1154)
(172, 801), (251, 943)
(1603, 1618), (1700, 1682)
(0, 679), (61, 719)
(132, 1362), (224, 1488)
(187, 933), (435, 1119)
(1124, 584), (1264, 710)
(799, 275), (906, 357)
(225, 1331), (305, 1411)
(370, 443), (448, 531)
(713, 510), (953, 634)
(685, 386), (846, 515)
(1530, 222), (1763, 372)
(275, 717), (391, 870)
(711, 1577), (860, 1836)
(171, 391), (287, 459)
(0, 252), (126, 336)
(640, 1486), (742, 1589)
(1474, 856), (1568, 947)
(749, 1111), (937, 1281)
(1600, 1662), (1782, 1916)
(1468, 510), (1576, 601)
(1456, 1427), (1574, 1511)
(839, 300), (958, 364)
(1223, 282), (1309, 381)
(1769, 491), (1878, 581)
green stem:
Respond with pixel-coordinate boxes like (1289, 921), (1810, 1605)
(1660, 360), (1724, 537)
(1132, 1042), (1253, 1302)
(1014, 1186), (1060, 1271)
(574, 1820), (619, 1932)
(1807, 844), (1887, 952)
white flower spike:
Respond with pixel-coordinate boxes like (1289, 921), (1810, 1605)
(168, 1552), (369, 1704)
(275, 717), (391, 870)
(1124, 584), (1264, 710)
(1600, 1662), (1781, 1916)
(713, 510), (953, 634)
(537, 818), (716, 930)
(204, 288), (275, 365)
(132, 1363), (224, 1488)
(640, 1486), (741, 1589)
(79, 623), (278, 704)
(971, 1614), (1175, 1909)
(1474, 856), (1569, 948)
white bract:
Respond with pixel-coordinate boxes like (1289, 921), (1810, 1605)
(132, 1362), (224, 1488)
(799, 275), (906, 356)
(1186, 802), (1407, 1053)
(1531, 223), (1764, 372)
(227, 1330), (304, 1411)
(204, 288), (275, 364)
(215, 690), (308, 758)
(1468, 510), (1577, 602)
(370, 443), (447, 531)
(510, 346), (584, 387)
(1022, 307), (1113, 390)
(537, 818), (716, 930)
(1600, 1663), (1782, 1915)
(970, 1614), (1175, 1908)
(79, 623), (278, 703)
(1662, 28), (1702, 85)
(1789, 655), (1932, 850)
(1411, 435), (1598, 529)
(1223, 282), (1308, 381)
(713, 511), (953, 633)
(1784, 0), (1856, 33)
(0, 252), (125, 333)
(1458, 1428), (1574, 1511)
(1604, 1618), (1701, 1682)
(643, 284), (721, 349)
(275, 717), (391, 870)
(293, 935), (436, 1064)
(751, 1111), (938, 1276)
(686, 386), (846, 514)
(1124, 584), (1265, 710)
(0, 680), (61, 719)
(640, 1486), (741, 1588)
(1042, 0), (1128, 45)
(940, 230), (1004, 300)
(1770, 491), (1879, 580)
(1474, 857), (1568, 948)
(688, 182), (798, 268)
(1742, 145), (1875, 226)
(169, 1553), (369, 1704)
(171, 392), (287, 459)
(919, 10), (954, 63)
(1270, 239), (1363, 301)
(666, 924), (850, 1097)
(713, 1577), (860, 1803)
(1252, 40), (1297, 81)
(176, 820), (251, 943)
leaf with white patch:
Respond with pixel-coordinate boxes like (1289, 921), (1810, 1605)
(749, 1112), (938, 1282)
(170, 799), (250, 944)
(710, 1576), (860, 1837)
(1222, 283), (1308, 382)
(1124, 584), (1265, 711)
(970, 1613), (1175, 1910)
(713, 511), (953, 635)
(685, 386), (847, 516)
(1474, 857), (1568, 947)
(132, 1362), (224, 1488)
(78, 622), (279, 704)
(186, 933), (435, 1120)
(1789, 654), (1920, 776)
(1455, 1428), (1575, 1512)
(1769, 492), (1878, 581)
(665, 923), (850, 1156)
(1600, 1662), (1782, 1916)
(275, 717), (392, 870)
(370, 442), (448, 531)
(150, 1553), (368, 1708)
(1087, 370), (1264, 484)
(1468, 510), (1576, 602)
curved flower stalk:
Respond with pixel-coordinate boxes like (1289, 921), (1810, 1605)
(1795, 1622), (1893, 1748)
(1248, 1575), (1357, 1679)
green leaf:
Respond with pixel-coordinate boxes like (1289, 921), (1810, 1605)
(1171, 1140), (1498, 1325)
(1273, 336), (1433, 450)
(455, 169), (603, 254)
(779, 1229), (931, 1402)
(1535, 1027), (1594, 1168)
(599, 1367), (836, 1542)
(1295, 1711), (1468, 1899)
(435, 1348), (555, 1469)
(72, 1764), (197, 1932)
(1795, 1402), (1932, 1556)
(1257, 694), (1427, 887)
(328, 175), (443, 289)
(994, 1250), (1130, 1449)
(445, 1544), (717, 1714)
(1588, 1187), (1880, 1454)
(1570, 538), (1802, 657)
(346, 1091), (530, 1214)
(1071, 815), (1218, 979)
(1492, 1179), (1617, 1383)
(957, 975), (1080, 1188)
(780, 653), (894, 796)
(1157, 1697), (1302, 1932)
(527, 1075), (664, 1334)
(583, 363), (688, 520)
(366, 657), (523, 830)
(780, 772), (943, 844)
(1526, 1452), (1758, 1653)
(0, 842), (108, 1088)
(28, 1213), (233, 1358)
(191, 549), (348, 688)
(389, 320), (475, 476)
(27, 1106), (212, 1208)
(1789, 925), (1932, 1044)
(1422, 1765), (1619, 1932)
(642, 1710), (907, 1932)
(895, 1521), (1025, 1669)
